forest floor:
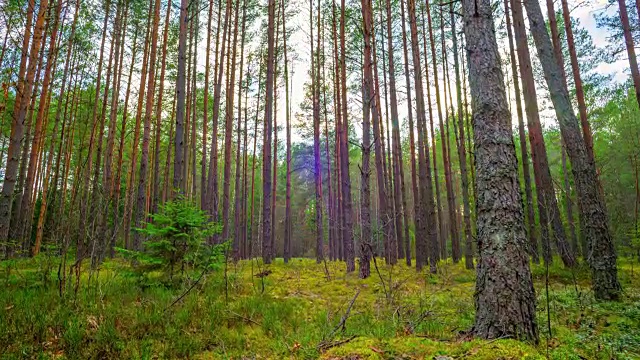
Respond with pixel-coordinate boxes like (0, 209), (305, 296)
(1, 256), (640, 359)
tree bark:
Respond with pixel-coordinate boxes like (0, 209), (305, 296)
(425, 1), (444, 261)
(463, 0), (538, 341)
(407, 0), (437, 273)
(560, 0), (594, 162)
(524, 0), (621, 299)
(511, 0), (576, 267)
(0, 0), (41, 246)
(174, 0), (189, 193)
(504, 0), (538, 263)
(400, 0), (416, 266)
(617, 0), (640, 108)
(385, 0), (405, 262)
(134, 0), (161, 251)
(262, 0), (276, 263)
(340, 0), (355, 272)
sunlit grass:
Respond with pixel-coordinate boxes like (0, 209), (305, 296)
(1, 255), (639, 359)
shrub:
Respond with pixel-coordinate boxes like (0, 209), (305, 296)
(119, 197), (221, 282)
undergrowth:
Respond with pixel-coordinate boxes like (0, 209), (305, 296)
(1, 256), (639, 359)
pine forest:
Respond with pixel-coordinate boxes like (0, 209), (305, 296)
(1, 0), (640, 357)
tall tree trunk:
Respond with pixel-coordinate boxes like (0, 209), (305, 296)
(358, 0), (373, 278)
(340, 0), (355, 272)
(400, 0), (416, 266)
(425, 1), (443, 261)
(524, 0), (621, 299)
(34, 0), (79, 256)
(617, 0), (640, 108)
(312, 0), (325, 264)
(78, 0), (110, 258)
(23, 0), (62, 249)
(223, 0), (241, 241)
(504, 0), (538, 263)
(114, 26), (139, 240)
(560, 0), (594, 162)
(0, 0), (41, 247)
(134, 0), (161, 251)
(320, 5), (335, 263)
(282, 0), (292, 261)
(151, 0), (172, 214)
(439, 6), (460, 262)
(208, 0), (233, 228)
(124, 4), (152, 249)
(450, 4), (473, 269)
(367, 0), (392, 265)
(511, 0), (576, 268)
(174, 0), (189, 193)
(263, 0), (276, 263)
(105, 0), (127, 217)
(248, 47), (264, 258)
(385, 0), (405, 262)
(189, 7), (199, 201)
(200, 0), (213, 209)
(463, 0), (538, 341)
(233, 0), (247, 260)
(407, 0), (436, 272)
(331, 0), (343, 262)
(561, 142), (579, 256)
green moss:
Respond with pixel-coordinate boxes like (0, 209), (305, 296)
(1, 257), (639, 359)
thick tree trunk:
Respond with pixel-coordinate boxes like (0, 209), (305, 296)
(463, 0), (538, 341)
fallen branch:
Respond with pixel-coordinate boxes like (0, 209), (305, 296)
(328, 289), (361, 339)
(317, 335), (357, 352)
(227, 310), (262, 327)
(164, 267), (208, 312)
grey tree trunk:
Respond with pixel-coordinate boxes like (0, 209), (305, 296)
(462, 0), (538, 341)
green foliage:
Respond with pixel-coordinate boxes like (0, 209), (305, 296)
(117, 198), (221, 282)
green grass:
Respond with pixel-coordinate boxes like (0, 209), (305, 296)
(1, 256), (639, 359)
